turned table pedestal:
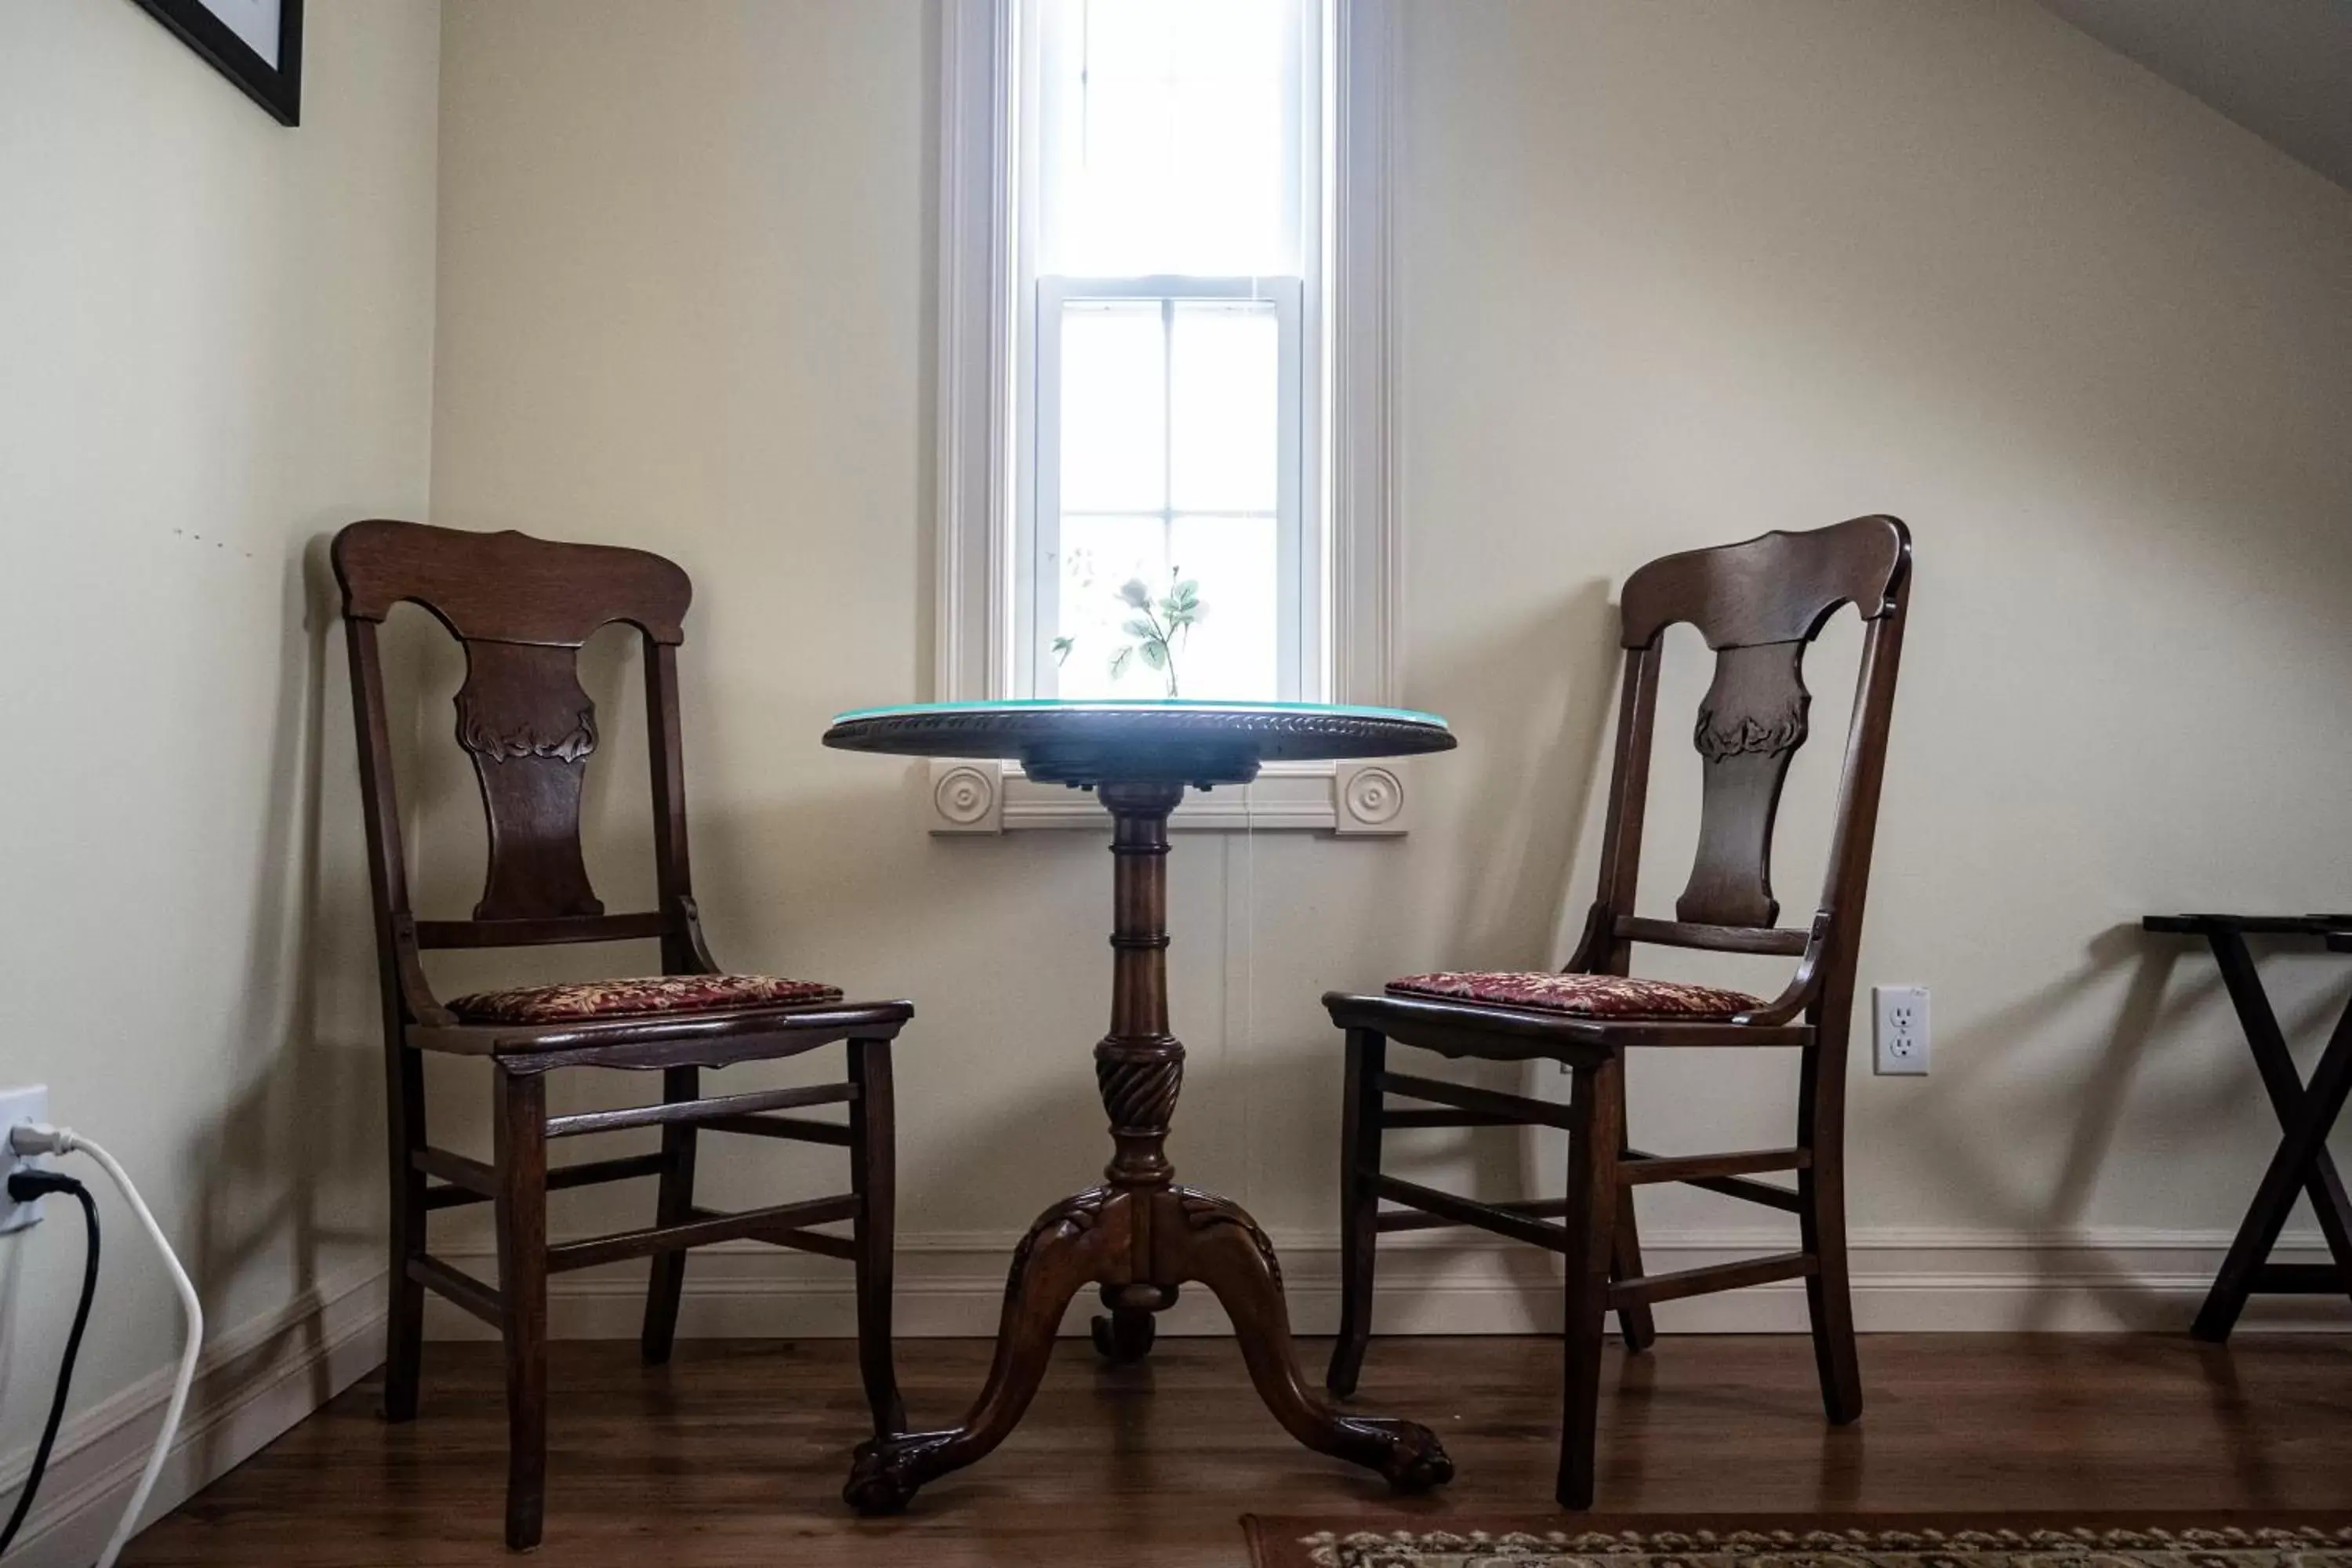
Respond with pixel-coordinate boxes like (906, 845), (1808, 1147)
(822, 700), (1459, 1512)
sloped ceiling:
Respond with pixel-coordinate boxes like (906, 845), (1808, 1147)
(2038, 0), (2352, 192)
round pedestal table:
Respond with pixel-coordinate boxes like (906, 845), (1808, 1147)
(822, 700), (1460, 1512)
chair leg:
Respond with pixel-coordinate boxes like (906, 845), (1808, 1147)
(1556, 1056), (1624, 1512)
(1798, 1037), (1863, 1425)
(641, 1065), (699, 1366)
(493, 1067), (550, 1552)
(382, 1043), (426, 1423)
(1604, 1068), (1656, 1353)
(849, 1037), (906, 1436)
(1328, 1027), (1386, 1398)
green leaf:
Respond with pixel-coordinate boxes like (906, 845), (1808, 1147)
(1139, 638), (1167, 670)
(1109, 647), (1132, 680)
(1120, 618), (1156, 640)
(1050, 635), (1075, 665)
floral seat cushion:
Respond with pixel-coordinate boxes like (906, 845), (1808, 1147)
(1385, 971), (1762, 1021)
(447, 974), (843, 1025)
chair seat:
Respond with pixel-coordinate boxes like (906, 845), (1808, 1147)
(1385, 971), (1762, 1021)
(448, 974), (843, 1025)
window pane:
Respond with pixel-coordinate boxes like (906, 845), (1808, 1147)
(1170, 300), (1279, 514)
(1037, 0), (1299, 275)
(1054, 514), (1278, 701)
(1168, 514), (1278, 701)
(1058, 301), (1164, 513)
(1056, 514), (1169, 700)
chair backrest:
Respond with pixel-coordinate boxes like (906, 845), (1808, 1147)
(1567, 515), (1912, 1025)
(332, 520), (708, 1025)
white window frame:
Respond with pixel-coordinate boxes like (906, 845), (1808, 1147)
(931, 0), (1403, 834)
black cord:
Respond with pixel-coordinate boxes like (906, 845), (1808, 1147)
(0, 1172), (99, 1559)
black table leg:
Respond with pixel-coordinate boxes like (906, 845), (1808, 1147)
(2192, 932), (2352, 1341)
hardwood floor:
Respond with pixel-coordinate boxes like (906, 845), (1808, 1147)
(131, 1334), (2352, 1566)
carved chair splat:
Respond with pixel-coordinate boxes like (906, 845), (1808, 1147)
(1321, 516), (1913, 1512)
(334, 519), (915, 1551)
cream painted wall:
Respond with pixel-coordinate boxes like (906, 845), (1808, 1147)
(417, 0), (2352, 1332)
(0, 0), (441, 1536)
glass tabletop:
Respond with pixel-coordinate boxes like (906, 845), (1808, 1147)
(822, 698), (1455, 779)
(829, 698), (1450, 728)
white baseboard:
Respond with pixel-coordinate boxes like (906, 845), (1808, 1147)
(6, 1225), (2336, 1567)
(0, 1258), (386, 1568)
(419, 1225), (2352, 1341)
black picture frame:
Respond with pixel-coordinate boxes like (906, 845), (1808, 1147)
(132, 0), (304, 126)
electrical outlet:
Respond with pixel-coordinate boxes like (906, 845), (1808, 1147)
(1873, 986), (1929, 1076)
(2, 1083), (50, 1234)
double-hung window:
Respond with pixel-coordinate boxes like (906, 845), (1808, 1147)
(1026, 0), (1314, 704)
(935, 0), (1401, 830)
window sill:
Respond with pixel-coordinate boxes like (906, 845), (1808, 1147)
(926, 758), (1414, 836)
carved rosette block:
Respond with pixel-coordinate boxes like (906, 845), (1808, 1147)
(927, 759), (1003, 834)
(1334, 761), (1408, 836)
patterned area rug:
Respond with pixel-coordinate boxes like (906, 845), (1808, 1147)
(1242, 1516), (2352, 1568)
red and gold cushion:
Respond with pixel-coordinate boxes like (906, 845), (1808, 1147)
(1385, 971), (1761, 1021)
(447, 974), (842, 1025)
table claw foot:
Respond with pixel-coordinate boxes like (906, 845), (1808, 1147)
(1338, 1415), (1454, 1490)
(840, 1189), (1116, 1513)
(843, 1430), (956, 1514)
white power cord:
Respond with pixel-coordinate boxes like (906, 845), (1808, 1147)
(7, 1123), (201, 1568)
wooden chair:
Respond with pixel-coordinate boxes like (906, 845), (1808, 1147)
(333, 519), (913, 1549)
(1322, 516), (1912, 1510)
